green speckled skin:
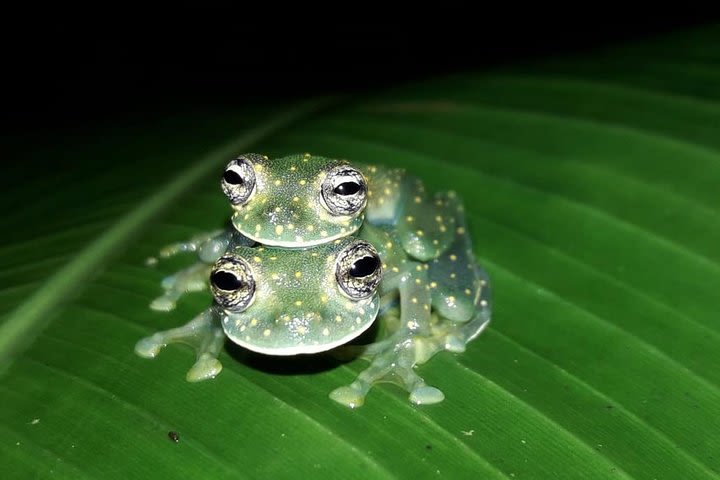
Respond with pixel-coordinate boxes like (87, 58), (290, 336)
(230, 153), (366, 247)
(218, 238), (380, 355)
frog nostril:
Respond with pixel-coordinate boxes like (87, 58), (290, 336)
(211, 270), (244, 291)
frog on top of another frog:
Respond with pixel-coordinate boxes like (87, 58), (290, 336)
(223, 152), (457, 260)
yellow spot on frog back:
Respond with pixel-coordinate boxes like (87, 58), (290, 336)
(299, 179), (307, 186)
(322, 328), (330, 336)
(263, 329), (271, 337)
(253, 256), (261, 263)
(250, 318), (258, 327)
(275, 225), (284, 235)
(274, 179), (282, 186)
(294, 271), (302, 279)
(294, 300), (303, 306)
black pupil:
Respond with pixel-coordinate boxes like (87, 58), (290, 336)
(211, 270), (244, 290)
(349, 256), (380, 278)
(223, 170), (244, 185)
(334, 181), (361, 196)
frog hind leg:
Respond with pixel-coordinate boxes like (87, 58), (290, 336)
(396, 181), (456, 262)
(427, 191), (484, 324)
(441, 263), (492, 353)
(134, 307), (225, 382)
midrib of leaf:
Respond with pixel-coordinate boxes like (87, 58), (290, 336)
(0, 97), (337, 369)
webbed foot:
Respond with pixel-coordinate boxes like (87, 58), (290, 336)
(329, 385), (366, 409)
(149, 262), (212, 311)
(134, 308), (226, 382)
(187, 353), (223, 382)
(329, 334), (446, 408)
(409, 385), (445, 405)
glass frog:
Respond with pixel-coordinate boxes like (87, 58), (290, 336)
(146, 152), (463, 313)
(222, 152), (459, 261)
(135, 193), (491, 408)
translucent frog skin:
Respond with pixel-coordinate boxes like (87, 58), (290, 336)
(222, 152), (458, 261)
(135, 194), (491, 408)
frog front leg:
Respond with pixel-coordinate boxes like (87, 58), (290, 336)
(329, 260), (439, 408)
(329, 309), (446, 408)
(145, 228), (228, 266)
(134, 306), (226, 382)
(148, 229), (250, 311)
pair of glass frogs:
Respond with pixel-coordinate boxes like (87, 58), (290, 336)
(135, 153), (491, 408)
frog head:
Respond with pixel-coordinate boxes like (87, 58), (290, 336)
(210, 237), (383, 355)
(221, 153), (368, 248)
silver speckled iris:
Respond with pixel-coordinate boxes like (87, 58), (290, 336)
(210, 255), (256, 312)
(335, 240), (382, 299)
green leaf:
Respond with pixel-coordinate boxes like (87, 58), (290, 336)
(2, 26), (720, 479)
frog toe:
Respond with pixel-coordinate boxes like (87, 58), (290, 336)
(134, 335), (164, 358)
(444, 334), (467, 353)
(150, 296), (176, 312)
(186, 354), (223, 382)
(409, 385), (445, 405)
(329, 385), (366, 409)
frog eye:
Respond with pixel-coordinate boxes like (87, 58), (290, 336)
(321, 166), (367, 216)
(221, 156), (257, 206)
(210, 255), (256, 312)
(335, 240), (382, 300)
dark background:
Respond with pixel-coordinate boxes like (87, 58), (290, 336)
(2, 13), (716, 134)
